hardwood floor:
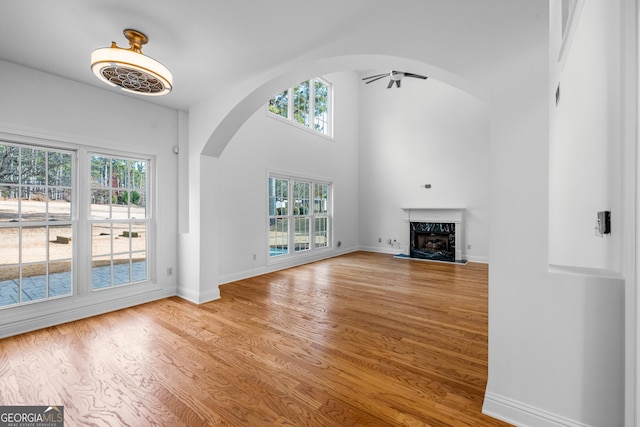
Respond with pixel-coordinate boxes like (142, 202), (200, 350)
(0, 251), (512, 426)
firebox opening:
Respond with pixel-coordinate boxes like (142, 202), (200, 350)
(410, 222), (455, 262)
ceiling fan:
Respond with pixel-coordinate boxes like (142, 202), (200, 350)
(362, 70), (428, 88)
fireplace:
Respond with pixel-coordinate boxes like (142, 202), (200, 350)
(402, 208), (465, 263)
(410, 222), (456, 262)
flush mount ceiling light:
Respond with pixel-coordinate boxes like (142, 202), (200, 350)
(90, 29), (172, 96)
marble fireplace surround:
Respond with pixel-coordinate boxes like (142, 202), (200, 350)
(401, 208), (465, 262)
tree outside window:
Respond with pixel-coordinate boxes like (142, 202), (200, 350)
(268, 77), (332, 136)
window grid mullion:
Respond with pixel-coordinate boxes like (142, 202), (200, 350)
(310, 181), (316, 249)
(44, 147), (49, 299)
(309, 79), (316, 129)
(287, 87), (294, 121)
(18, 224), (23, 303)
(109, 222), (114, 287)
(16, 146), (23, 301)
(288, 180), (294, 253)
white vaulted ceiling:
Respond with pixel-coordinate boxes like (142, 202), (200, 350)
(0, 1), (545, 112)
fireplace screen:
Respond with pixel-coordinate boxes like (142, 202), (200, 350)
(410, 222), (455, 262)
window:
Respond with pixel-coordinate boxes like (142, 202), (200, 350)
(90, 155), (148, 289)
(268, 77), (332, 136)
(0, 142), (74, 307)
(0, 140), (153, 309)
(268, 174), (331, 258)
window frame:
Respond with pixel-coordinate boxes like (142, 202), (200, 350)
(0, 136), (156, 311)
(0, 141), (75, 307)
(267, 171), (332, 263)
(88, 152), (152, 291)
(267, 77), (333, 139)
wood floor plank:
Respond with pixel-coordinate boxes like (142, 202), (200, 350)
(0, 252), (511, 426)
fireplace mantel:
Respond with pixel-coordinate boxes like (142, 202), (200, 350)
(401, 208), (465, 262)
(401, 208), (464, 223)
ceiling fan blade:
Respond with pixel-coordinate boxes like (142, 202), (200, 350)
(387, 79), (394, 89)
(362, 73), (388, 81)
(397, 79), (401, 88)
(364, 75), (388, 84)
(404, 73), (428, 80)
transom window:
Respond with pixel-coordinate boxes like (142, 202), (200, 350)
(268, 174), (331, 258)
(268, 77), (332, 137)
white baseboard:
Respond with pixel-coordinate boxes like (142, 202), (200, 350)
(207, 246), (487, 293)
(0, 287), (175, 339)
(219, 246), (483, 285)
(176, 286), (220, 304)
(467, 255), (490, 264)
(483, 392), (590, 427)
(218, 247), (359, 285)
(358, 246), (401, 255)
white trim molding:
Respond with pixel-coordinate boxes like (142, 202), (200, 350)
(176, 286), (220, 305)
(558, 0), (586, 70)
(483, 392), (591, 427)
(624, 0), (639, 425)
(0, 286), (174, 339)
(219, 246), (358, 286)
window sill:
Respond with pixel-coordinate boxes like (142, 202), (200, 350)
(265, 109), (334, 142)
(267, 247), (333, 266)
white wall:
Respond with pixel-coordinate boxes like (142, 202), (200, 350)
(0, 59), (179, 337)
(211, 71), (360, 284)
(482, 1), (625, 426)
(549, 0), (621, 272)
(358, 77), (490, 262)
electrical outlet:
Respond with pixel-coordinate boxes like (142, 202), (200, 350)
(378, 237), (382, 243)
(467, 244), (471, 250)
(252, 254), (257, 261)
(167, 267), (174, 276)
